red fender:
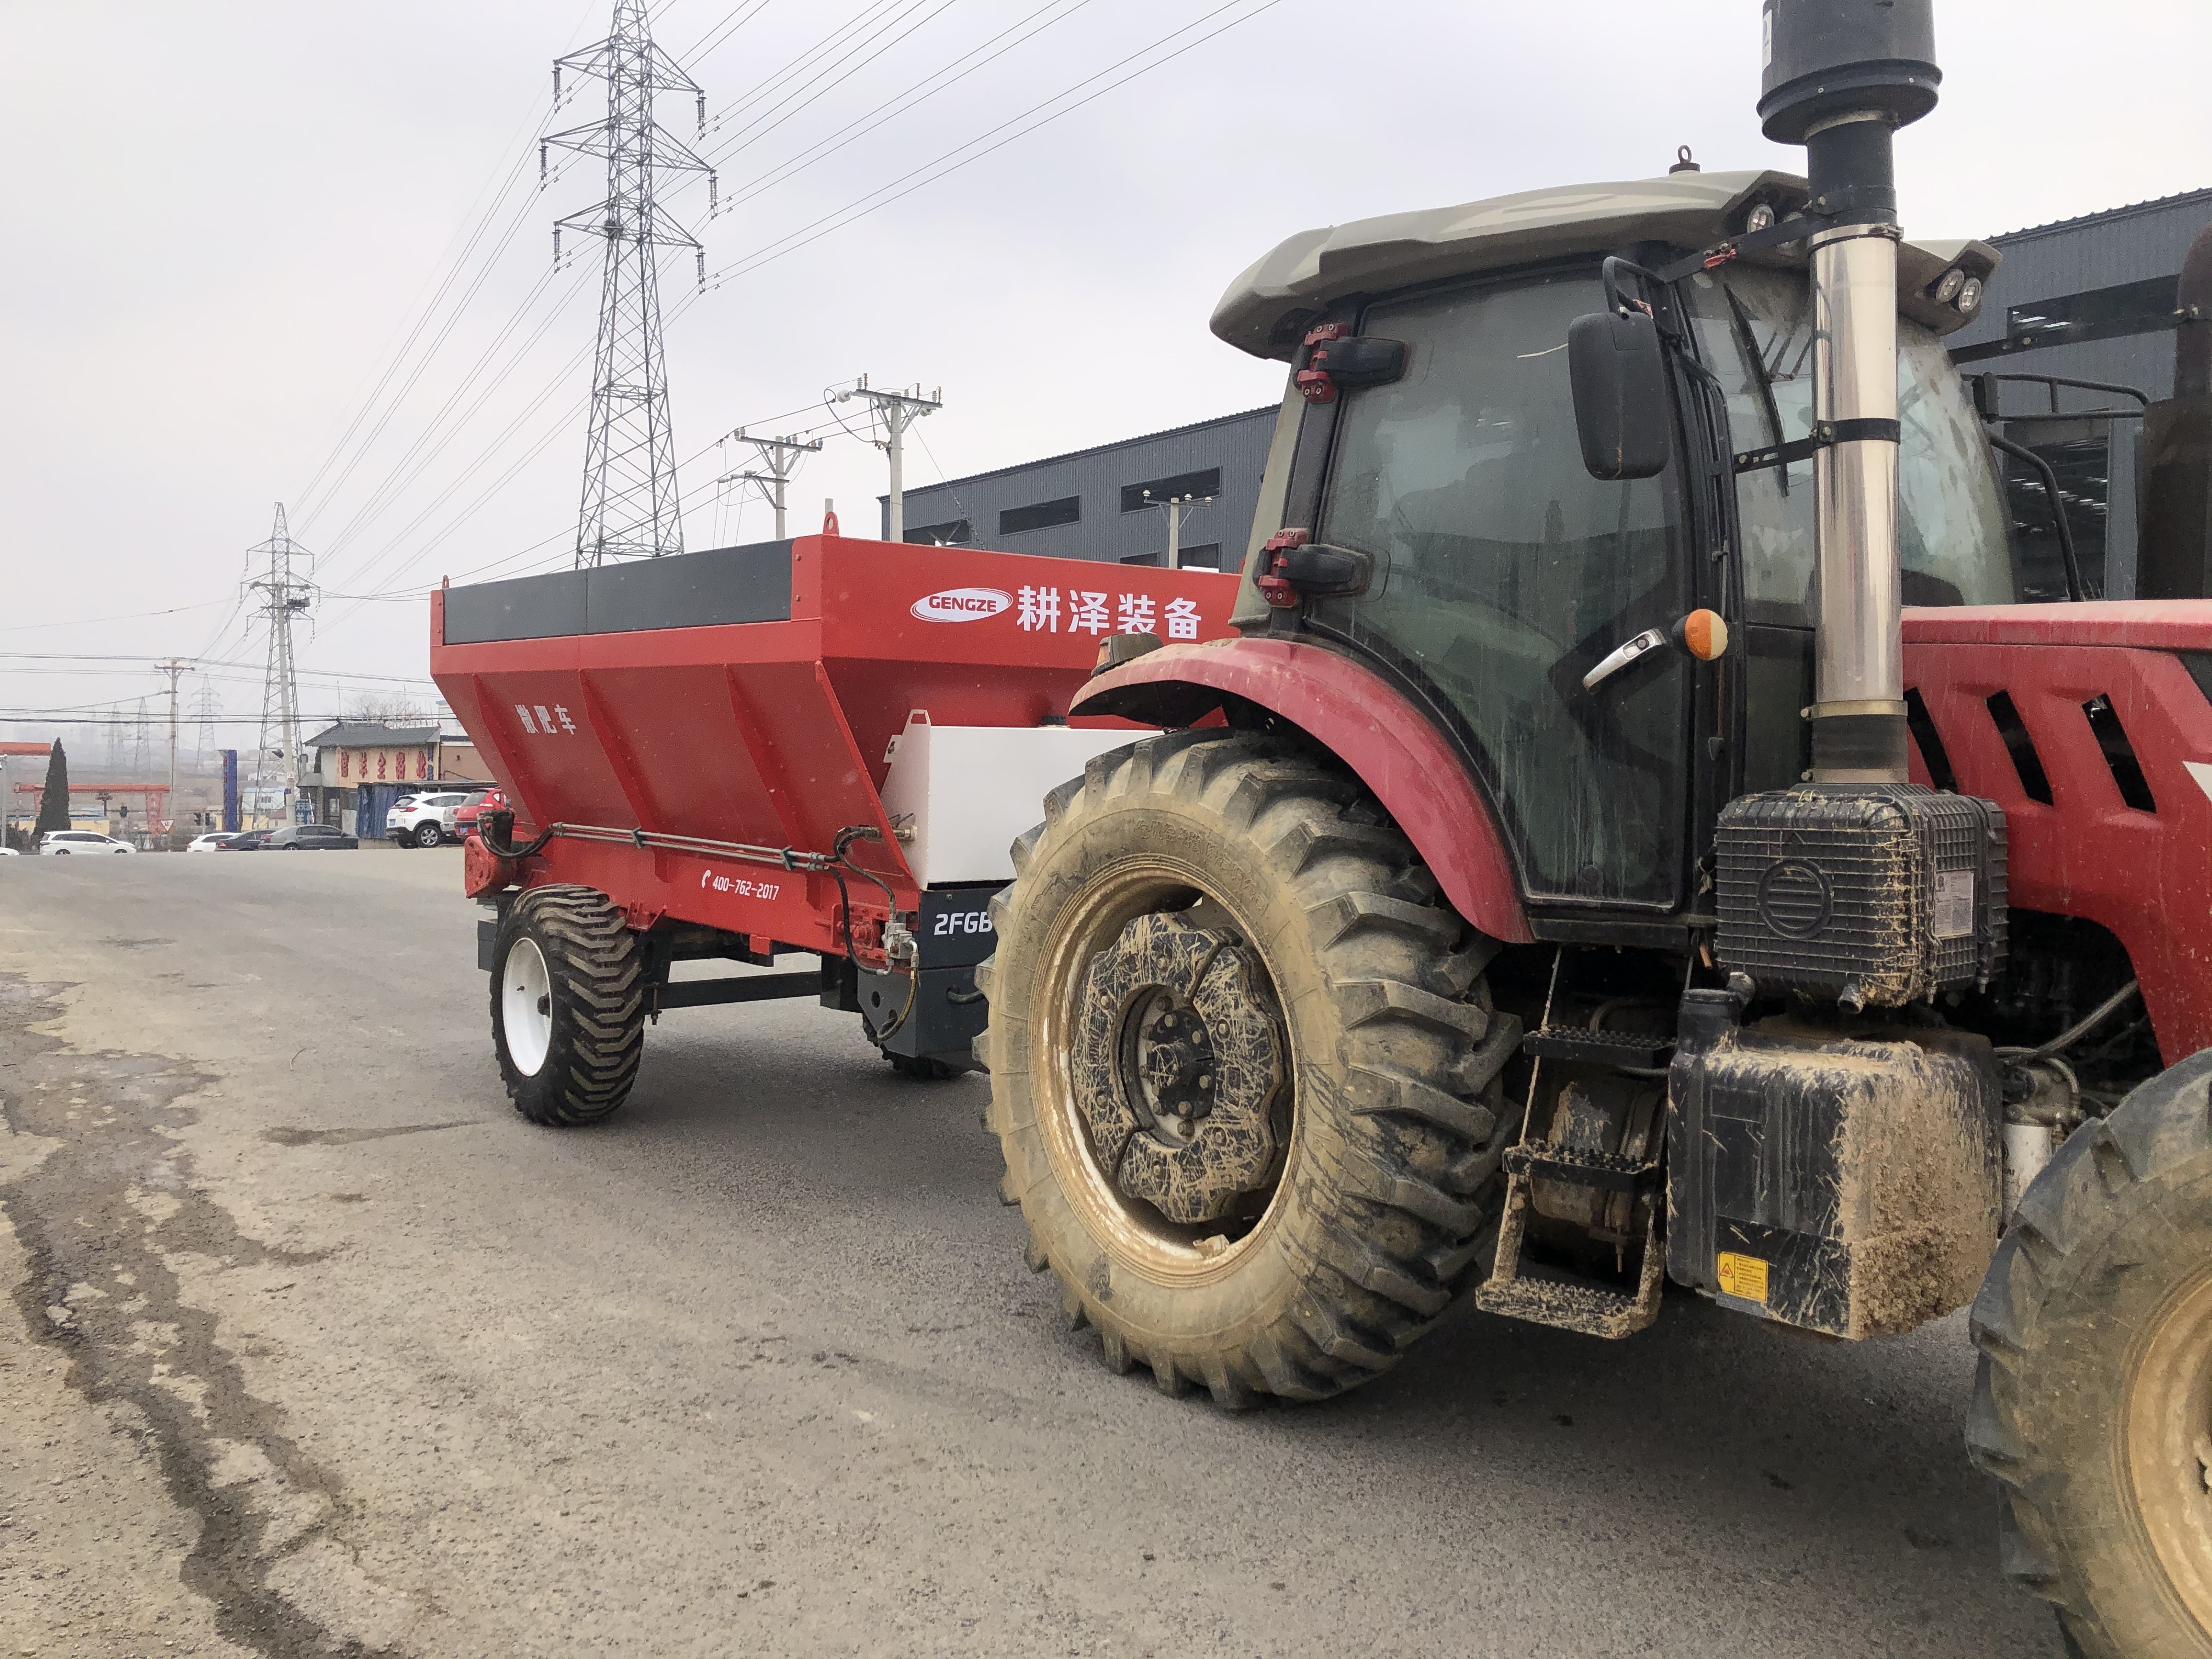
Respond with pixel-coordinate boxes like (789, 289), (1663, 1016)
(1072, 639), (1532, 944)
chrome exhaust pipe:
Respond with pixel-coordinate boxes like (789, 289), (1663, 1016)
(1759, 1), (1940, 782)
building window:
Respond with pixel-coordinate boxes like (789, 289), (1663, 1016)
(1119, 550), (1161, 566)
(1177, 543), (1223, 571)
(905, 518), (972, 545)
(1000, 496), (1080, 535)
(1121, 469), (1221, 514)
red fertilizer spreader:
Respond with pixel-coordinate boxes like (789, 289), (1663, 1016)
(428, 532), (1238, 1111)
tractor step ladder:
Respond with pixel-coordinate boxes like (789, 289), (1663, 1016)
(1473, 1021), (1668, 1340)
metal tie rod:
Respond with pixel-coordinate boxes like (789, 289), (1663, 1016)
(540, 821), (841, 872)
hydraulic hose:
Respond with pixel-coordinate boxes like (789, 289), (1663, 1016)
(1997, 980), (2141, 1063)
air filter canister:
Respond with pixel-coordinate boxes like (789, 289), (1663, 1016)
(1716, 783), (2005, 1009)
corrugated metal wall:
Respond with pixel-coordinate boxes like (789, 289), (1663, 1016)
(1948, 189), (2212, 599)
(882, 405), (1280, 571)
(1950, 188), (2212, 399)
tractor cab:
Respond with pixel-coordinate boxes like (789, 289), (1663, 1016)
(1207, 167), (2011, 926)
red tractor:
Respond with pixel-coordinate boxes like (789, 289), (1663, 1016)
(436, 3), (2211, 1652)
(977, 9), (2210, 1657)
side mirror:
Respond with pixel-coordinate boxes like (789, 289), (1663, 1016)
(1567, 310), (1671, 480)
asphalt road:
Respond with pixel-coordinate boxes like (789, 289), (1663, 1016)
(0, 851), (2066, 1659)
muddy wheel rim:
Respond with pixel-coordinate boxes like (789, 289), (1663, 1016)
(2127, 1266), (2212, 1632)
(503, 936), (554, 1078)
(1035, 856), (1294, 1284)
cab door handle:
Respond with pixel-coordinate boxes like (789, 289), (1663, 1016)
(1581, 610), (1728, 691)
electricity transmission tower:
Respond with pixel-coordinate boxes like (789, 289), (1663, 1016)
(832, 377), (943, 543)
(191, 680), (220, 765)
(716, 429), (822, 540)
(544, 1), (717, 566)
(246, 504), (314, 827)
(131, 698), (150, 781)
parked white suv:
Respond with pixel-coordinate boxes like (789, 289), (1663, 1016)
(386, 791), (481, 848)
(40, 830), (136, 855)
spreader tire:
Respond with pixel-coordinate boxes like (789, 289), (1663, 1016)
(491, 884), (646, 1127)
(978, 731), (1519, 1407)
(1968, 1050), (2212, 1659)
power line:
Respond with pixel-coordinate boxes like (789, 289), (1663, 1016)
(288, 1), (606, 529)
(708, 0), (1094, 213)
(674, 0), (777, 69)
(698, 0), (957, 169)
(702, 0), (1289, 290)
(0, 599), (232, 634)
(309, 263), (595, 575)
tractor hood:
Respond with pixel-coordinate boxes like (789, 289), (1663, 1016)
(1210, 168), (1996, 359)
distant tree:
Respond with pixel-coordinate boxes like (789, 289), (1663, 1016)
(33, 741), (70, 836)
(344, 692), (427, 725)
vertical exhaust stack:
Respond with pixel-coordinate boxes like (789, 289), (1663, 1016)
(1758, 0), (1940, 783)
(1714, 2), (2006, 1013)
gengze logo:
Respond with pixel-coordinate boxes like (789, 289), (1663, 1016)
(911, 586), (1012, 623)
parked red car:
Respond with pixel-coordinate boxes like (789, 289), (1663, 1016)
(454, 788), (505, 835)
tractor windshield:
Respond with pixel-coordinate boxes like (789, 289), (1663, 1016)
(1686, 264), (2016, 624)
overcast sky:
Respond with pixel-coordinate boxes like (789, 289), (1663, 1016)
(3, 0), (2207, 753)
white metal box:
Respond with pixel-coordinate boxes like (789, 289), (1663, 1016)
(877, 712), (1154, 887)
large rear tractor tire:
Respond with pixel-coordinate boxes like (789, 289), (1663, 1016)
(492, 884), (646, 1127)
(978, 731), (1520, 1407)
(1968, 1050), (2212, 1658)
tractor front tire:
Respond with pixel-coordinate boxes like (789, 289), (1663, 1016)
(978, 731), (1519, 1407)
(491, 884), (646, 1127)
(1969, 1050), (2212, 1659)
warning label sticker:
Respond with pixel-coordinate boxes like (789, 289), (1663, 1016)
(1717, 1251), (1771, 1305)
(1933, 870), (1975, 940)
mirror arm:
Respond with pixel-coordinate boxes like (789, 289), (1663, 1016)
(1601, 256), (1685, 336)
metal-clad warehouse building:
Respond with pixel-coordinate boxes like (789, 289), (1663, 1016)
(1946, 187), (2212, 599)
(881, 405), (1277, 570)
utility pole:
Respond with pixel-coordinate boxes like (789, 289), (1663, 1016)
(834, 377), (943, 543)
(545, 1), (718, 566)
(154, 660), (191, 844)
(247, 504), (313, 828)
(716, 429), (823, 540)
(1141, 488), (1215, 567)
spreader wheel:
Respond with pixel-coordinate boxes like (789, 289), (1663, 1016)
(491, 884), (646, 1127)
(1968, 1051), (2212, 1658)
(977, 731), (1519, 1406)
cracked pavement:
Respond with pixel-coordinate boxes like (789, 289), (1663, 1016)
(0, 852), (2065, 1657)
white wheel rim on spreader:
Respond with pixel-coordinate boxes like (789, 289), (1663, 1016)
(503, 936), (553, 1077)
